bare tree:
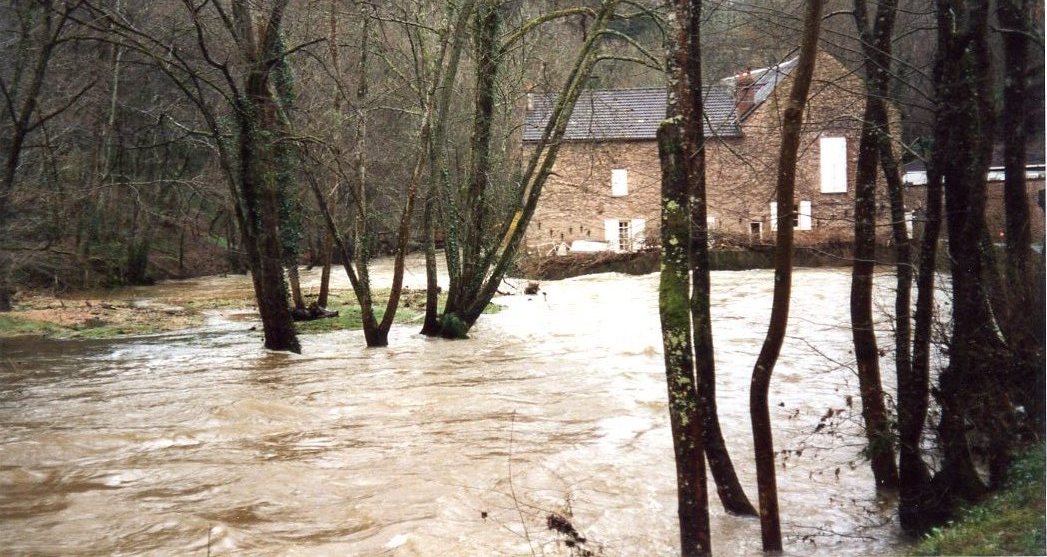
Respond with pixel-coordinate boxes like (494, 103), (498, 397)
(996, 0), (1045, 436)
(929, 0), (998, 504)
(422, 0), (623, 337)
(748, 0), (823, 550)
(0, 1), (87, 310)
(850, 0), (900, 490)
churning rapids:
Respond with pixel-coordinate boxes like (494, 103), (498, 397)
(0, 259), (915, 556)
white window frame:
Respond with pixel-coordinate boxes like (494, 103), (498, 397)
(798, 200), (812, 231)
(630, 218), (646, 250)
(611, 168), (628, 197)
(819, 137), (848, 193)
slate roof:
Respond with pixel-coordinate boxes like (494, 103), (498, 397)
(522, 86), (742, 142)
(522, 56), (801, 143)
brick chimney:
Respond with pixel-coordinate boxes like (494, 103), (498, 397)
(735, 67), (755, 117)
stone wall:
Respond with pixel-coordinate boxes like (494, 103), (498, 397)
(523, 140), (662, 255)
(908, 178), (1046, 244)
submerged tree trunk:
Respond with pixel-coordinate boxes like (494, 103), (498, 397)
(231, 1), (300, 353)
(749, 0), (823, 550)
(658, 117), (711, 557)
(905, 149), (942, 532)
(238, 80), (300, 353)
(851, 0), (900, 490)
(675, 0), (756, 517)
(433, 0), (620, 335)
(931, 0), (997, 504)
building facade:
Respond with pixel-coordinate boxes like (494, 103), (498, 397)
(522, 51), (885, 254)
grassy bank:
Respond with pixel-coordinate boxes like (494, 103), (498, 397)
(0, 286), (500, 339)
(912, 444), (1046, 556)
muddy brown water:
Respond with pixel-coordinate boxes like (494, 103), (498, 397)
(0, 262), (912, 555)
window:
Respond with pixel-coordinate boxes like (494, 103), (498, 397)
(750, 222), (762, 240)
(604, 218), (645, 252)
(630, 218), (646, 250)
(905, 210), (914, 239)
(611, 168), (628, 197)
(769, 201), (812, 231)
(798, 200), (812, 230)
(819, 137), (848, 193)
(618, 220), (631, 251)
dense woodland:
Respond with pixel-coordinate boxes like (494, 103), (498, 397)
(1, 0), (1045, 554)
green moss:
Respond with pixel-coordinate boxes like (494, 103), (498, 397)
(482, 302), (502, 315)
(439, 313), (469, 339)
(0, 314), (182, 339)
(912, 445), (1046, 556)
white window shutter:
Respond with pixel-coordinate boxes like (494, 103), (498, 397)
(798, 200), (812, 230)
(604, 219), (619, 252)
(905, 210), (914, 239)
(630, 218), (646, 250)
(769, 202), (778, 231)
(611, 168), (628, 197)
(819, 137), (848, 193)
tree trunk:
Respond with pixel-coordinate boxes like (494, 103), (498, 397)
(905, 138), (943, 533)
(287, 265), (306, 310)
(234, 5), (300, 353)
(932, 0), (997, 503)
(0, 255), (13, 311)
(317, 230), (332, 308)
(851, 0), (901, 490)
(879, 138), (932, 531)
(675, 0), (756, 517)
(749, 0), (823, 550)
(997, 0), (1045, 434)
(658, 118), (711, 557)
(436, 0), (620, 333)
(455, 0), (499, 315)
(421, 175), (442, 335)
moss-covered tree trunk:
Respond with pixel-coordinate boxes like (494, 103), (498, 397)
(239, 76), (299, 352)
(231, 0), (300, 353)
(749, 0), (822, 549)
(851, 0), (900, 490)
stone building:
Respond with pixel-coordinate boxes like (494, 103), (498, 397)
(904, 159), (1047, 245)
(522, 51), (881, 254)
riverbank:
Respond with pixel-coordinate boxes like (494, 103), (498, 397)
(0, 271), (498, 339)
(0, 283), (432, 339)
(912, 444), (1046, 556)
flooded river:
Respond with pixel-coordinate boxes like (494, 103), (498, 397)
(0, 263), (912, 555)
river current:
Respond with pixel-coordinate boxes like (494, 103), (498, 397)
(0, 262), (911, 555)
